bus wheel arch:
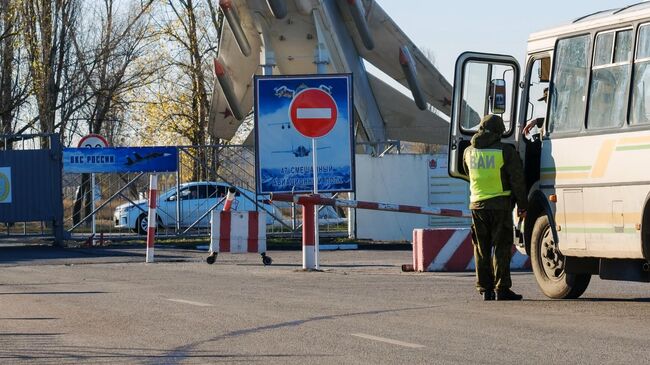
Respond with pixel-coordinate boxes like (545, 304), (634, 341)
(524, 191), (555, 256)
(641, 193), (650, 262)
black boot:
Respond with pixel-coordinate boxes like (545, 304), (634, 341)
(496, 289), (523, 301)
(480, 290), (495, 301)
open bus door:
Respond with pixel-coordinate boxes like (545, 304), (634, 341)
(448, 52), (520, 180)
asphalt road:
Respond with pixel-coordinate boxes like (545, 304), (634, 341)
(1, 246), (650, 364)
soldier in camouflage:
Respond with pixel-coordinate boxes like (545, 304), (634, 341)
(463, 114), (528, 301)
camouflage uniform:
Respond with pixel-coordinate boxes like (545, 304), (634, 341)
(463, 115), (528, 294)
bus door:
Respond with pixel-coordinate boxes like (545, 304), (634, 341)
(520, 55), (551, 193)
(448, 52), (520, 180)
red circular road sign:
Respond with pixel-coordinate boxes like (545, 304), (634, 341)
(289, 88), (338, 138)
(78, 134), (109, 148)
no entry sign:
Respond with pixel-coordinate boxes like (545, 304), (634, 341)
(289, 88), (338, 138)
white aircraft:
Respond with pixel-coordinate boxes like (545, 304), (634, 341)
(209, 0), (453, 149)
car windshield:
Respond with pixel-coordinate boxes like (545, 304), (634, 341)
(161, 186), (185, 200)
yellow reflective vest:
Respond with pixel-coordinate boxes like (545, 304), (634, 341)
(466, 148), (511, 203)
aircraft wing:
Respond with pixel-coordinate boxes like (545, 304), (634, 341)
(209, 0), (453, 145)
(367, 74), (450, 145)
(207, 1), (263, 141)
(336, 0), (453, 116)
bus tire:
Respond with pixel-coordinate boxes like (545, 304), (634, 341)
(531, 215), (591, 299)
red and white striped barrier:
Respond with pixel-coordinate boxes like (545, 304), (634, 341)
(209, 211), (266, 254)
(271, 193), (471, 218)
(146, 174), (157, 263)
(412, 228), (530, 272)
(270, 193), (472, 271)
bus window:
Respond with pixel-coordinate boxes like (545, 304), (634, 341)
(593, 32), (614, 66)
(460, 62), (488, 131)
(587, 29), (633, 130)
(631, 24), (650, 125)
(547, 35), (590, 133)
(525, 57), (550, 123)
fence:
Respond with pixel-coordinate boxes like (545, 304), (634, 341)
(62, 144), (348, 241)
(0, 134), (64, 244)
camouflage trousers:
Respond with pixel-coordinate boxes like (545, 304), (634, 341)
(470, 209), (513, 292)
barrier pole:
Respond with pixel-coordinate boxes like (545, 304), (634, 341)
(146, 174), (158, 263)
(223, 187), (236, 211)
(209, 210), (217, 253)
(311, 138), (320, 269)
(270, 193), (471, 218)
(302, 202), (316, 269)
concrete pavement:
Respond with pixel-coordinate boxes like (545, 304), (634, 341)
(1, 246), (650, 364)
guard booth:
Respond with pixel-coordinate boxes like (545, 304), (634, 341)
(0, 134), (64, 245)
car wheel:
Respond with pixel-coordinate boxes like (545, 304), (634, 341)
(136, 214), (162, 236)
(530, 215), (591, 299)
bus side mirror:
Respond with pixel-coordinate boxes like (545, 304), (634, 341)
(489, 79), (507, 114)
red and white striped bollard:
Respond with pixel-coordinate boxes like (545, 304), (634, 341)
(223, 186), (236, 211)
(146, 174), (157, 263)
(302, 202), (316, 269)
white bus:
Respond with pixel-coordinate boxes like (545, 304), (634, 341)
(448, 2), (650, 299)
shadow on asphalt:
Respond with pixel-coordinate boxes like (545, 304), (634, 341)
(0, 291), (108, 296)
(156, 305), (440, 361)
(523, 297), (650, 303)
(573, 297), (650, 303)
(0, 245), (189, 265)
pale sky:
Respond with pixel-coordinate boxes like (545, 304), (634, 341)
(376, 0), (643, 81)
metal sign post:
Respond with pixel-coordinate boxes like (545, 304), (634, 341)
(311, 137), (319, 268)
(78, 134), (109, 245)
(290, 88), (338, 270)
(91, 173), (96, 242)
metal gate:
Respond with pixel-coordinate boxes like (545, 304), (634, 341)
(61, 144), (348, 241)
(0, 134), (64, 245)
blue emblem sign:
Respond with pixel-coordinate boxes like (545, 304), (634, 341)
(254, 74), (354, 194)
(63, 147), (178, 173)
(0, 167), (11, 203)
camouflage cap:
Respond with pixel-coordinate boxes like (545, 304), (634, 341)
(479, 114), (505, 135)
(537, 87), (548, 102)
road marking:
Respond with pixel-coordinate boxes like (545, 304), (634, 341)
(166, 299), (213, 307)
(351, 333), (425, 349)
(297, 108), (332, 119)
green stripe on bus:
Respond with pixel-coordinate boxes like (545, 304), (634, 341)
(563, 227), (637, 234)
(540, 166), (592, 172)
(615, 144), (650, 151)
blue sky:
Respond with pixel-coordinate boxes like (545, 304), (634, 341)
(376, 0), (643, 81)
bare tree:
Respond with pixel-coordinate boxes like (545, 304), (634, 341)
(168, 0), (209, 180)
(71, 0), (156, 141)
(0, 0), (30, 144)
(21, 0), (79, 147)
(125, 1), (223, 183)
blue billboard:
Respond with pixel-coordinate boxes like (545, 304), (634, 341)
(254, 74), (354, 194)
(63, 147), (178, 173)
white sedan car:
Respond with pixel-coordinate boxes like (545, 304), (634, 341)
(113, 181), (272, 234)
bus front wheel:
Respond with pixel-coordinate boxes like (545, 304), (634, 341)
(530, 215), (591, 299)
